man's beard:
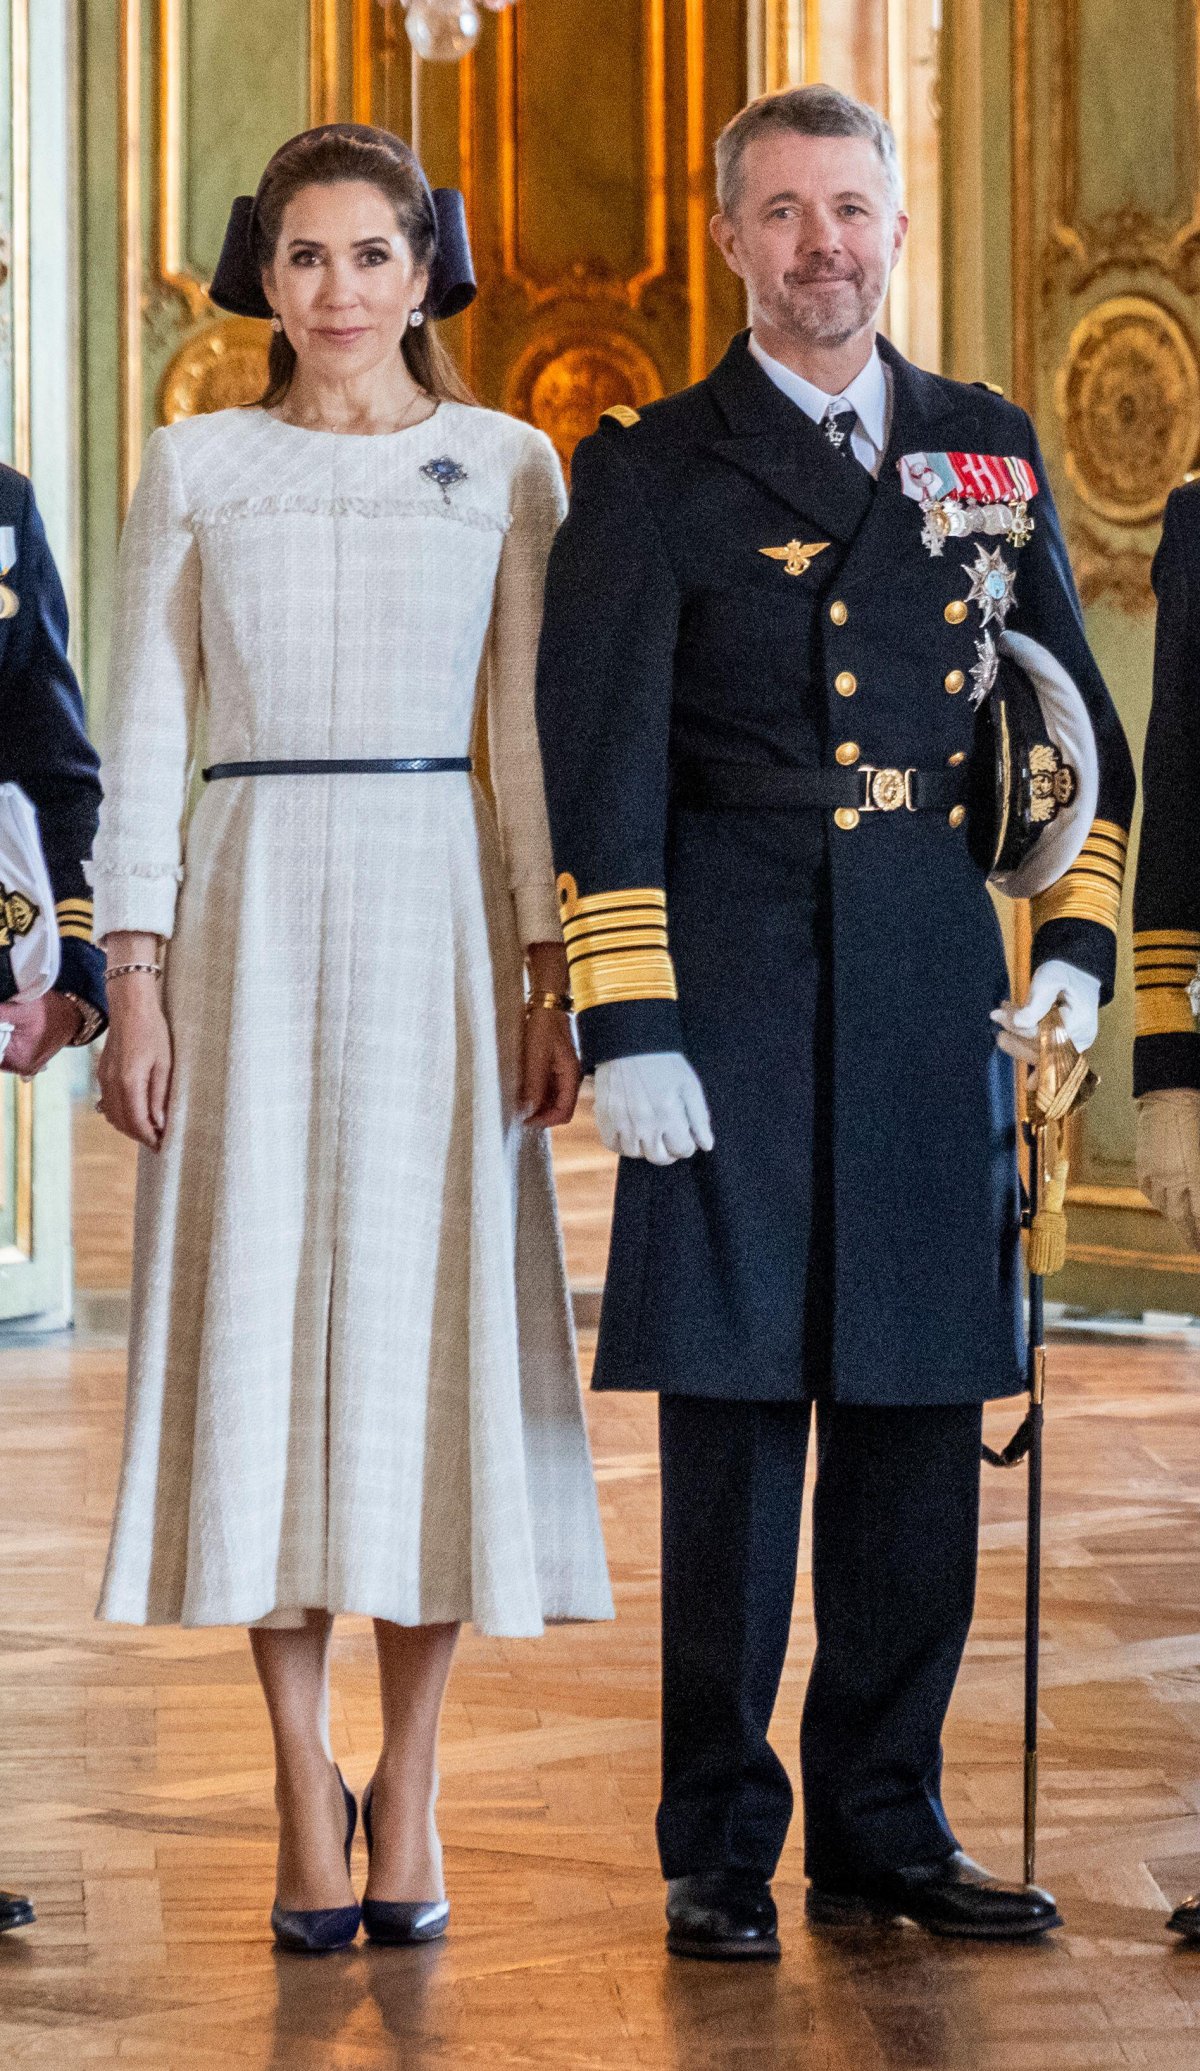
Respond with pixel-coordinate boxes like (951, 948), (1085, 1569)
(761, 264), (883, 350)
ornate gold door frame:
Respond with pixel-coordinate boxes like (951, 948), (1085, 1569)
(750, 2), (944, 372)
(120, 1), (749, 476)
(1006, 0), (1200, 1305)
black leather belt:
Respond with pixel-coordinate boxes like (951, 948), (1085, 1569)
(674, 759), (969, 816)
(202, 757), (473, 780)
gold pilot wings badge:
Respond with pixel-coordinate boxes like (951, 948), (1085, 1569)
(759, 539), (830, 578)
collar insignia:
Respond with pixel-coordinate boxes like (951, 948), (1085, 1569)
(759, 540), (830, 578)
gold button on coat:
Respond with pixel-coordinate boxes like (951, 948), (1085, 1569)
(947, 750), (966, 766)
(834, 807), (860, 831)
(944, 600), (968, 626)
(835, 671), (858, 698)
(944, 669), (965, 694)
(835, 741), (860, 766)
(830, 600), (848, 626)
(948, 805), (967, 828)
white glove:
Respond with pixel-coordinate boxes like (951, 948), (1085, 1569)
(991, 958), (1101, 1065)
(594, 1053), (715, 1165)
(1137, 1088), (1200, 1251)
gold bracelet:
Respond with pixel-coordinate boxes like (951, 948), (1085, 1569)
(105, 962), (163, 981)
(527, 990), (573, 1014)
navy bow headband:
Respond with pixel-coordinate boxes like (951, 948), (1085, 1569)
(209, 123), (476, 324)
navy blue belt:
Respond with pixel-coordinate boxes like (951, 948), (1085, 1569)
(202, 757), (473, 780)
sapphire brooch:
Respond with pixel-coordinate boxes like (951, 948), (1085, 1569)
(421, 456), (468, 505)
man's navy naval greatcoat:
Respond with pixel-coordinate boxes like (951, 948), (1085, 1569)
(0, 463), (105, 1019)
(537, 333), (1134, 1412)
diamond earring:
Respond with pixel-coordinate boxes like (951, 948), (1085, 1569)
(270, 314), (283, 333)
(409, 309), (426, 329)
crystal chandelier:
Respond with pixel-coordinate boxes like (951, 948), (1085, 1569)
(388, 0), (516, 65)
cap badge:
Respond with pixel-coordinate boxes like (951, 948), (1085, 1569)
(1029, 743), (1078, 823)
(0, 884), (37, 950)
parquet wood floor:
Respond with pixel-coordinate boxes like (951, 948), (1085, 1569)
(7, 1104), (1200, 2065)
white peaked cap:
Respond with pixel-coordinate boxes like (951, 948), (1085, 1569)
(0, 783), (60, 999)
(989, 628), (1100, 901)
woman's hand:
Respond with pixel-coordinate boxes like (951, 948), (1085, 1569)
(97, 970), (173, 1150)
(520, 1005), (581, 1128)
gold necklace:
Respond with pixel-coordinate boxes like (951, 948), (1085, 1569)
(285, 388), (434, 435)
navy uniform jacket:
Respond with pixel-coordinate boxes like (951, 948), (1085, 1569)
(536, 333), (1134, 1407)
(0, 465), (104, 1019)
(1133, 483), (1200, 1094)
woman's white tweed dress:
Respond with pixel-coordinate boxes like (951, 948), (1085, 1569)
(93, 402), (612, 1634)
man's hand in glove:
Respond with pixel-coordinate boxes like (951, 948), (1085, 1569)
(991, 958), (1101, 1065)
(594, 1054), (715, 1165)
(1137, 1088), (1200, 1252)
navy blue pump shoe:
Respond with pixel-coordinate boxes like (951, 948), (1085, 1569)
(360, 1779), (449, 1946)
(270, 1767), (361, 1954)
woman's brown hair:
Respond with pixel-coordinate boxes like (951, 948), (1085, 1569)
(252, 128), (475, 411)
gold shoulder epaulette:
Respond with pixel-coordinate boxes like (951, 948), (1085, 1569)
(600, 404), (641, 429)
(974, 380), (1005, 395)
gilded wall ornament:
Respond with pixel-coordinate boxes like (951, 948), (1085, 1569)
(505, 332), (663, 471)
(159, 317), (272, 425)
(1056, 295), (1200, 526)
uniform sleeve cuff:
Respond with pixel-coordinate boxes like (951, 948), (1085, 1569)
(1134, 1032), (1200, 1096)
(513, 884), (563, 947)
(1032, 916), (1117, 1003)
(54, 939), (108, 1032)
(576, 997), (685, 1073)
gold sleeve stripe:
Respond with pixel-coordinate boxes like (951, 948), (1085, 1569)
(1032, 882), (1122, 932)
(58, 922), (96, 943)
(1135, 965), (1198, 984)
(56, 901), (93, 920)
(1136, 991), (1198, 1038)
(1134, 928), (1200, 949)
(571, 949), (678, 1013)
(558, 881), (666, 922)
(567, 929), (670, 959)
(563, 908), (666, 941)
(1072, 859), (1124, 887)
(1089, 819), (1129, 852)
(556, 879), (677, 1010)
(1031, 817), (1127, 935)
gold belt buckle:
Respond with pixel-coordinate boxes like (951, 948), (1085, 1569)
(858, 765), (918, 813)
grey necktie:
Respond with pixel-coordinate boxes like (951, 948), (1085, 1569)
(823, 405), (860, 460)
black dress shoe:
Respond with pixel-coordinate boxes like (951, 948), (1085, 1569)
(806, 1851), (1061, 1941)
(359, 1780), (449, 1947)
(0, 1889), (34, 1934)
(270, 1769), (361, 1955)
(1167, 1893), (1200, 1939)
(666, 1871), (781, 1961)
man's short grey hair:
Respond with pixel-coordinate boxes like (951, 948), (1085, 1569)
(715, 85), (903, 218)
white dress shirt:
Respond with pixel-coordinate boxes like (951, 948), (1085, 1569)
(747, 333), (892, 480)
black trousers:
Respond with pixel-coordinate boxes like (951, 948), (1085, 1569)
(656, 1395), (984, 1884)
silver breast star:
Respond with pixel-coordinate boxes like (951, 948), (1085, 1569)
(965, 542), (1017, 629)
(969, 632), (1000, 708)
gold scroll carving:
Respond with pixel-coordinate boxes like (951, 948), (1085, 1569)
(1055, 295), (1200, 528)
(159, 317), (272, 423)
(505, 331), (663, 474)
